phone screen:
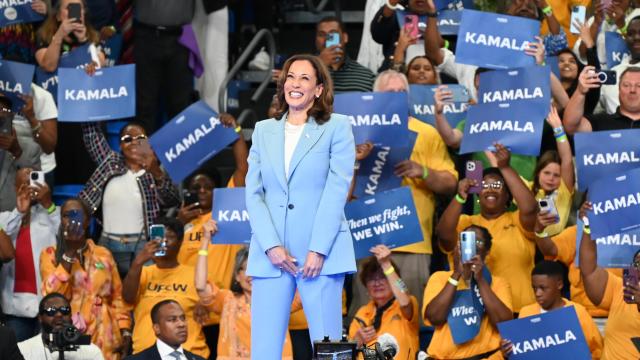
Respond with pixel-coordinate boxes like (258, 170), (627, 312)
(325, 32), (340, 48)
(183, 190), (200, 207)
(460, 231), (477, 262)
(150, 224), (167, 257)
(570, 6), (586, 34)
(465, 161), (483, 194)
(403, 15), (419, 38)
(68, 3), (82, 23)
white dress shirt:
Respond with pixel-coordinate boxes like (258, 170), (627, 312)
(156, 338), (187, 360)
(283, 121), (305, 179)
(18, 333), (104, 360)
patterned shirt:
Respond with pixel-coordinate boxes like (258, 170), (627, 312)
(543, 27), (569, 57)
(330, 57), (376, 93)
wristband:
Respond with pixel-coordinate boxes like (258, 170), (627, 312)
(619, 22), (629, 36)
(47, 203), (56, 214)
(62, 253), (78, 264)
(234, 125), (242, 133)
(555, 134), (568, 143)
(535, 231), (549, 238)
(395, 278), (409, 292)
(455, 194), (466, 204)
(553, 126), (564, 135)
(422, 166), (429, 180)
(542, 5), (552, 16)
(447, 276), (459, 287)
(198, 249), (209, 256)
(383, 266), (395, 276)
(583, 225), (591, 234)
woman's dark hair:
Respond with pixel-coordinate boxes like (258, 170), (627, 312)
(359, 257), (401, 287)
(482, 167), (513, 208)
(155, 217), (185, 242)
(556, 48), (584, 97)
(183, 169), (221, 190)
(230, 247), (250, 295)
(532, 150), (561, 196)
(463, 225), (493, 252)
(272, 54), (334, 124)
(406, 55), (440, 84)
(37, 0), (99, 46)
(55, 197), (91, 267)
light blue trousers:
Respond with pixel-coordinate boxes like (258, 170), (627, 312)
(251, 273), (345, 360)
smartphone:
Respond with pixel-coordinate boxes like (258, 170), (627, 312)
(149, 224), (167, 257)
(0, 114), (12, 136)
(325, 32), (340, 48)
(403, 14), (419, 38)
(460, 231), (477, 262)
(136, 139), (154, 158)
(67, 3), (82, 23)
(596, 70), (617, 85)
(538, 197), (559, 223)
(67, 209), (83, 227)
(30, 170), (45, 187)
(465, 160), (483, 194)
(183, 190), (200, 207)
(624, 266), (640, 303)
(449, 85), (470, 103)
(570, 6), (586, 34)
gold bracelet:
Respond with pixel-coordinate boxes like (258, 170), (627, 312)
(383, 266), (395, 276)
(198, 249), (209, 256)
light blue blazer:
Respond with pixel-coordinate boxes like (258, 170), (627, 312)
(245, 113), (357, 277)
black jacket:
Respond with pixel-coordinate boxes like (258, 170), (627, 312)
(124, 344), (204, 360)
(0, 325), (24, 360)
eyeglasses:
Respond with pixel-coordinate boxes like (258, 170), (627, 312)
(482, 180), (504, 190)
(0, 107), (12, 113)
(41, 306), (71, 316)
(120, 134), (147, 143)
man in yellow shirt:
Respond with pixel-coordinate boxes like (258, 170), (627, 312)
(122, 217), (213, 359)
(423, 225), (513, 359)
(500, 260), (603, 358)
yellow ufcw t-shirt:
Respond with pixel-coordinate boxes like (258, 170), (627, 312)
(599, 274), (640, 360)
(396, 118), (458, 254)
(130, 264), (210, 358)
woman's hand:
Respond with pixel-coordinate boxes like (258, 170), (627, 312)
(500, 339), (513, 359)
(355, 142), (374, 161)
(354, 325), (377, 346)
(396, 27), (418, 52)
(202, 219), (218, 242)
(16, 184), (31, 214)
(467, 255), (485, 281)
(193, 303), (210, 325)
(535, 211), (558, 233)
(577, 66), (601, 95)
(266, 246), (298, 275)
(546, 105), (562, 128)
(524, 36), (545, 66)
(434, 85), (453, 114)
(576, 20), (594, 48)
(394, 159), (425, 179)
(56, 18), (76, 38)
(19, 94), (36, 122)
(492, 143), (511, 169)
(116, 332), (132, 358)
(370, 244), (392, 267)
(177, 203), (201, 225)
(578, 201), (593, 222)
(456, 178), (476, 201)
(84, 61), (99, 76)
(31, 0), (47, 15)
(219, 113), (238, 129)
(302, 251), (325, 279)
(30, 181), (53, 209)
(134, 240), (160, 265)
(452, 245), (463, 279)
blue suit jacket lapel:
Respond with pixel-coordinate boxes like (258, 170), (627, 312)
(288, 117), (325, 181)
(265, 118), (288, 190)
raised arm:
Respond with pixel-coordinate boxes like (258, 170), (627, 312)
(220, 113), (249, 187)
(195, 220), (218, 296)
(533, 212), (560, 257)
(433, 85), (463, 148)
(469, 255), (513, 325)
(423, 0), (445, 66)
(425, 250), (463, 325)
(81, 122), (114, 165)
(493, 144), (538, 230)
(563, 66), (599, 134)
(370, 4), (398, 45)
(121, 240), (158, 304)
(371, 245), (413, 320)
(436, 179), (474, 253)
(547, 106), (574, 193)
(579, 203), (609, 307)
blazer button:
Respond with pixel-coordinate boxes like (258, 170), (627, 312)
(288, 204), (294, 210)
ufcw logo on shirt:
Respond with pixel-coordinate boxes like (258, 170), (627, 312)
(146, 282), (188, 292)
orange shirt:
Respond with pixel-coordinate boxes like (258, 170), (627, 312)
(348, 296), (420, 360)
(422, 271), (513, 359)
(518, 299), (603, 359)
(453, 211), (535, 312)
(547, 225), (622, 317)
(598, 274), (640, 360)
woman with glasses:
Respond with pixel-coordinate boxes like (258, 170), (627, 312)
(579, 202), (640, 359)
(40, 198), (131, 360)
(436, 144), (539, 314)
(78, 121), (179, 278)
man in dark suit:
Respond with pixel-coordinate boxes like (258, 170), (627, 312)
(125, 300), (204, 360)
(0, 323), (24, 360)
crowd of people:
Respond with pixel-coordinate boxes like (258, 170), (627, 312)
(0, 0), (639, 359)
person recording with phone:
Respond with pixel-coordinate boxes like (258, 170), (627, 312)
(122, 217), (213, 359)
(436, 144), (539, 314)
(423, 225), (513, 359)
(564, 65), (640, 133)
(348, 244), (420, 360)
(79, 120), (179, 278)
(0, 168), (58, 342)
(315, 16), (376, 92)
(578, 201), (640, 359)
(40, 198), (132, 360)
(18, 292), (104, 359)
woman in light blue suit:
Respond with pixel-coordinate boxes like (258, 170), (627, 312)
(246, 54), (356, 359)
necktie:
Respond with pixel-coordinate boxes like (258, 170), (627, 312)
(169, 350), (182, 360)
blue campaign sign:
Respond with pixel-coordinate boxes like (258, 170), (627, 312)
(0, 60), (34, 112)
(212, 187), (251, 245)
(102, 33), (123, 67)
(353, 137), (416, 198)
(574, 129), (640, 190)
(149, 100), (239, 183)
(408, 84), (468, 128)
(605, 31), (630, 69)
(497, 306), (591, 360)
(34, 44), (93, 100)
(334, 92), (411, 146)
(57, 64), (135, 122)
(435, 0), (474, 11)
(345, 187), (422, 259)
(576, 213), (640, 268)
(478, 65), (551, 109)
(438, 10), (462, 35)
(0, 0), (44, 27)
(459, 102), (545, 156)
(455, 10), (539, 69)
(546, 56), (560, 79)
(588, 167), (640, 240)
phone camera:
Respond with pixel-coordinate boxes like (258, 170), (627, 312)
(30, 172), (39, 180)
(597, 71), (608, 83)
